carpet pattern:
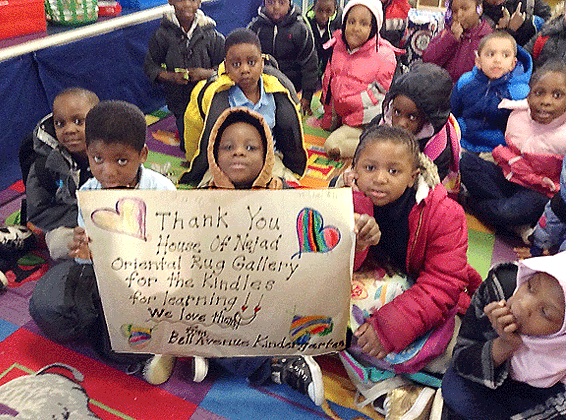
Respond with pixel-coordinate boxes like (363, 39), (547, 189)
(0, 107), (519, 420)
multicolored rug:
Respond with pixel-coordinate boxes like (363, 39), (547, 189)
(0, 106), (519, 420)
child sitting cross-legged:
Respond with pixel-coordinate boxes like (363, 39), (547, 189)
(461, 59), (566, 241)
(147, 106), (382, 405)
(180, 28), (307, 188)
(339, 125), (481, 417)
(29, 100), (185, 377)
(442, 253), (566, 420)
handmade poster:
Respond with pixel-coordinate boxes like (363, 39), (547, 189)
(77, 188), (354, 357)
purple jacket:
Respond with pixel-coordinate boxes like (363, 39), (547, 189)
(422, 19), (492, 83)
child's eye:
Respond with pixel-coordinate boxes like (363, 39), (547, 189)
(231, 61), (241, 68)
(220, 144), (233, 151)
(553, 91), (563, 99)
(246, 145), (258, 151)
(409, 114), (418, 121)
(93, 156), (103, 164)
(364, 164), (375, 171)
(73, 118), (84, 126)
(392, 108), (401, 116)
(388, 168), (398, 175)
(54, 120), (65, 128)
(248, 60), (256, 66)
(117, 158), (128, 166)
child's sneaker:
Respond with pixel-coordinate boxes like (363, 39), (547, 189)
(271, 356), (324, 406)
(143, 355), (176, 385)
(0, 271), (7, 294)
(384, 384), (435, 420)
(191, 356), (208, 382)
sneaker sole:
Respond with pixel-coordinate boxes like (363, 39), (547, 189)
(143, 355), (176, 385)
(303, 356), (324, 406)
(399, 386), (436, 420)
(192, 356), (208, 382)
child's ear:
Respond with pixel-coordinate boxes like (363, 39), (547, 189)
(139, 145), (148, 164)
(474, 50), (481, 69)
(409, 167), (420, 187)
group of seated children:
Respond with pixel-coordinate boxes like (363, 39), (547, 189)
(22, 0), (566, 417)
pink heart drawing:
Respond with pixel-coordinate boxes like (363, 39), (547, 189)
(91, 197), (147, 241)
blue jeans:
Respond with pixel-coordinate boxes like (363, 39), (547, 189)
(442, 364), (565, 420)
(213, 357), (271, 385)
(460, 151), (549, 227)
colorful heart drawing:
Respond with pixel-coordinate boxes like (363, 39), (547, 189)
(90, 197), (147, 241)
(292, 207), (341, 258)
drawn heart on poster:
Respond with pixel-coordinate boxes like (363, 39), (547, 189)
(91, 197), (147, 241)
(292, 207), (341, 258)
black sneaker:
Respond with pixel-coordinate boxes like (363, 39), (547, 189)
(271, 356), (324, 406)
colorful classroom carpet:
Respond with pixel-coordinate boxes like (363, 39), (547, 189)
(0, 106), (518, 420)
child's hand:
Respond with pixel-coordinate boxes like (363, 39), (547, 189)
(508, 3), (526, 31)
(355, 323), (388, 358)
(484, 300), (523, 350)
(300, 97), (313, 116)
(513, 246), (532, 260)
(187, 67), (215, 82)
(68, 227), (92, 260)
(159, 70), (189, 85)
(354, 213), (381, 251)
(451, 20), (463, 39)
(542, 177), (557, 192)
(497, 7), (511, 28)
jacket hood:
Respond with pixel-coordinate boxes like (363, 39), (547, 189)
(414, 152), (441, 204)
(539, 15), (566, 37)
(511, 252), (566, 387)
(163, 8), (216, 31)
(207, 107), (282, 189)
(342, 0), (383, 30)
(306, 3), (342, 28)
(383, 63), (453, 136)
(33, 114), (77, 168)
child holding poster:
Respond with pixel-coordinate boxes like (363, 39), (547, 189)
(28, 101), (187, 376)
(144, 106), (381, 405)
(342, 125), (482, 415)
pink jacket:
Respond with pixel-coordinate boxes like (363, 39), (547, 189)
(493, 99), (566, 197)
(422, 19), (493, 83)
(353, 172), (481, 353)
(321, 30), (398, 129)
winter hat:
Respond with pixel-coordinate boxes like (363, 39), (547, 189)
(342, 0), (384, 30)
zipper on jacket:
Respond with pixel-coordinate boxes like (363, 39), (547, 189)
(407, 203), (425, 274)
(272, 26), (278, 55)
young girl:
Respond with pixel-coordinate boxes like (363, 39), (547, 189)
(350, 125), (481, 360)
(320, 0), (399, 160)
(461, 59), (566, 240)
(422, 0), (492, 83)
(442, 252), (566, 420)
(379, 62), (461, 197)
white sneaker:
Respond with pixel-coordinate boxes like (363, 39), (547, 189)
(191, 356), (208, 382)
(271, 356), (325, 406)
(143, 354), (176, 385)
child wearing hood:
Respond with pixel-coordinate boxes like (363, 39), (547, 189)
(442, 252), (566, 420)
(378, 62), (461, 197)
(150, 107), (380, 405)
(320, 0), (399, 161)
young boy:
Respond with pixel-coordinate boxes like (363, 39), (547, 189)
(451, 31), (532, 154)
(24, 87), (99, 260)
(180, 28), (307, 188)
(247, 0), (319, 114)
(143, 0), (225, 151)
(29, 101), (176, 368)
(304, 0), (342, 83)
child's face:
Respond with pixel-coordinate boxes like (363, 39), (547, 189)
(507, 272), (565, 336)
(87, 140), (148, 189)
(168, 0), (201, 28)
(225, 43), (264, 95)
(344, 5), (373, 50)
(390, 95), (426, 135)
(264, 0), (290, 23)
(484, 0), (504, 5)
(475, 37), (517, 80)
(353, 140), (419, 207)
(52, 94), (94, 156)
(450, 0), (480, 30)
(314, 0), (336, 26)
(217, 122), (265, 188)
(527, 71), (566, 125)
